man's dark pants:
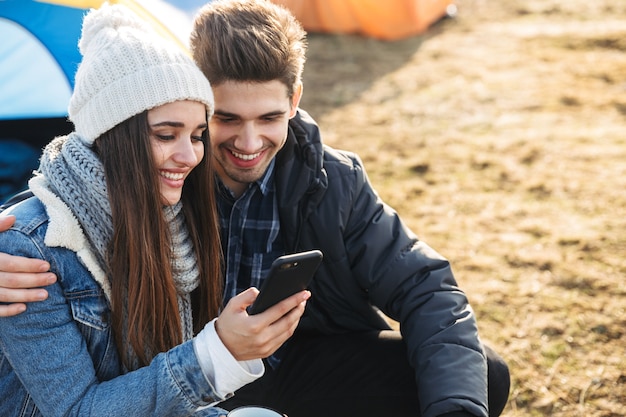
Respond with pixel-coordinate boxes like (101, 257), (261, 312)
(220, 330), (510, 417)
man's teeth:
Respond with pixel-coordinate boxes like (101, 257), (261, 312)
(161, 171), (184, 180)
(232, 150), (260, 161)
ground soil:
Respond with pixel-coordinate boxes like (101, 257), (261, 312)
(299, 1), (626, 415)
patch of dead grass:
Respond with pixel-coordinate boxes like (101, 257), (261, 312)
(300, 0), (626, 415)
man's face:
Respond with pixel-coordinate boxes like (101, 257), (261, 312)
(209, 80), (301, 197)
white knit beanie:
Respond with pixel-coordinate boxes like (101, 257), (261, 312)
(69, 3), (214, 144)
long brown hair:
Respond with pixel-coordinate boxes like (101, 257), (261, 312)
(94, 110), (222, 369)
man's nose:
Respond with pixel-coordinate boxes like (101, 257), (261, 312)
(234, 122), (263, 152)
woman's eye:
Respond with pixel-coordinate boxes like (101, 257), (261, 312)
(155, 134), (174, 141)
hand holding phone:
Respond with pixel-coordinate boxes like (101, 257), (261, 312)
(248, 250), (323, 315)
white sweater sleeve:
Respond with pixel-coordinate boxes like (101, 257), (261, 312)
(193, 319), (265, 402)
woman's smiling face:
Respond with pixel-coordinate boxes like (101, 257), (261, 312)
(148, 100), (208, 205)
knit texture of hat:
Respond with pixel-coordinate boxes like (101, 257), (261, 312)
(69, 4), (214, 144)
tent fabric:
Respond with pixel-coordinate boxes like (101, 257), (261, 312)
(0, 0), (207, 203)
(0, 0), (203, 121)
(0, 140), (40, 203)
(271, 0), (453, 40)
(0, 3), (84, 119)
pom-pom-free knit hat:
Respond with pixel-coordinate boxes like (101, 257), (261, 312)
(69, 3), (214, 144)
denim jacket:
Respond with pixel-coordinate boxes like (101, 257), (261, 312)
(0, 188), (228, 416)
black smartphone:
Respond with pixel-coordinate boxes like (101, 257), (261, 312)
(248, 250), (323, 315)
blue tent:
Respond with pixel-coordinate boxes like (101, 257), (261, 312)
(0, 0), (206, 203)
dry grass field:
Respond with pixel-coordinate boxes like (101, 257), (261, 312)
(299, 0), (626, 415)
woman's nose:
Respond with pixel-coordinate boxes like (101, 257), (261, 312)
(173, 137), (201, 165)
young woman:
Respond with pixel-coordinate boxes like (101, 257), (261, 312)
(0, 4), (308, 416)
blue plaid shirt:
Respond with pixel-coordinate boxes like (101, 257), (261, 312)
(216, 160), (285, 305)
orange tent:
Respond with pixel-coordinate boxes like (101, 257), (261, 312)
(271, 0), (454, 40)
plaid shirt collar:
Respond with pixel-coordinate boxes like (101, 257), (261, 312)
(216, 158), (275, 200)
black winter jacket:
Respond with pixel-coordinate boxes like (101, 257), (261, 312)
(277, 110), (488, 417)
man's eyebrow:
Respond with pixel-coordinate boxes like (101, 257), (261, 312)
(213, 110), (239, 118)
(260, 110), (287, 118)
(213, 110), (286, 118)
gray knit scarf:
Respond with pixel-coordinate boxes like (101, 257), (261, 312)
(38, 134), (199, 367)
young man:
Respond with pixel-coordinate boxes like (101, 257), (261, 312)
(0, 1), (510, 416)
